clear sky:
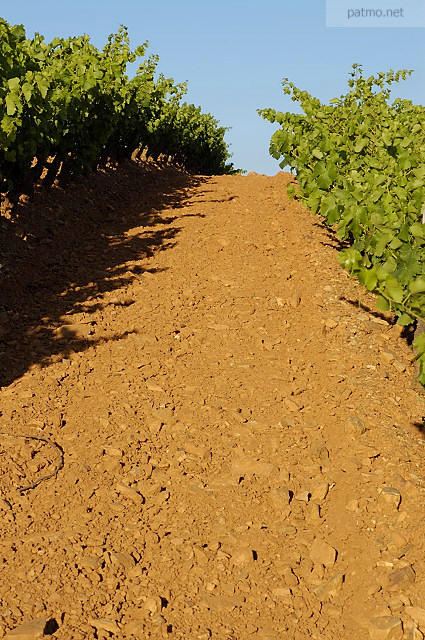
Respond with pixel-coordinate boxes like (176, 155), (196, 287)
(3, 1), (424, 174)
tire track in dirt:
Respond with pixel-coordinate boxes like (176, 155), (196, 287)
(0, 167), (425, 639)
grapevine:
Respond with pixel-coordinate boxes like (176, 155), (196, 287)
(0, 18), (236, 212)
(259, 65), (425, 384)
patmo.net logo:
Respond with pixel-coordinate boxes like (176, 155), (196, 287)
(326, 0), (425, 27)
(347, 7), (405, 19)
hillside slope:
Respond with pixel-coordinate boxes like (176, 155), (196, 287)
(0, 166), (425, 639)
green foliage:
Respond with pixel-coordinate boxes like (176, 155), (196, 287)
(259, 64), (425, 384)
(0, 18), (235, 199)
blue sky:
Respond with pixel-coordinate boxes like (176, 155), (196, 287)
(3, 1), (424, 174)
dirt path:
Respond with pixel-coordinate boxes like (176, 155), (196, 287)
(1, 166), (425, 640)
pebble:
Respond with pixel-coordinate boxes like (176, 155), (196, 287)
(270, 487), (291, 510)
(294, 490), (310, 503)
(184, 442), (212, 461)
(54, 323), (92, 339)
(387, 564), (415, 588)
(311, 483), (329, 503)
(346, 416), (367, 437)
(231, 457), (276, 478)
(146, 382), (165, 393)
(271, 587), (292, 603)
(79, 556), (103, 570)
(116, 482), (144, 505)
(111, 551), (136, 571)
(345, 499), (359, 512)
(125, 620), (145, 636)
(310, 538), (337, 567)
(379, 488), (401, 509)
(88, 618), (120, 634)
(406, 628), (424, 640)
(5, 618), (46, 640)
(312, 573), (344, 600)
(391, 533), (407, 548)
(230, 548), (255, 565)
(368, 616), (403, 640)
(284, 398), (301, 412)
(143, 596), (162, 615)
(406, 607), (425, 626)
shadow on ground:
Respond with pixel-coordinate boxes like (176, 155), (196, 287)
(0, 161), (208, 388)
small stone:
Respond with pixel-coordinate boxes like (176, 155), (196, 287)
(312, 573), (344, 600)
(103, 446), (123, 457)
(311, 483), (329, 503)
(284, 398), (301, 412)
(271, 587), (292, 603)
(391, 533), (407, 548)
(116, 483), (144, 505)
(146, 381), (165, 392)
(346, 416), (367, 436)
(5, 618), (46, 640)
(368, 616), (403, 640)
(184, 442), (212, 461)
(270, 487), (291, 511)
(379, 488), (401, 509)
(125, 620), (145, 635)
(79, 556), (102, 570)
(392, 360), (406, 373)
(307, 503), (321, 522)
(294, 490), (310, 503)
(88, 619), (120, 634)
(289, 293), (301, 308)
(405, 607), (425, 626)
(111, 551), (136, 571)
(54, 323), (92, 339)
(308, 442), (329, 464)
(231, 457), (276, 478)
(345, 499), (359, 512)
(230, 548), (255, 565)
(325, 318), (338, 329)
(143, 596), (162, 615)
(406, 627), (424, 640)
(387, 564), (415, 588)
(367, 583), (382, 597)
(282, 525), (297, 536)
(310, 538), (337, 567)
(152, 407), (173, 422)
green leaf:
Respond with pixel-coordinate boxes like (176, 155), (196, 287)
(409, 278), (425, 294)
(397, 312), (415, 326)
(354, 138), (368, 153)
(320, 195), (339, 224)
(413, 331), (425, 353)
(37, 81), (49, 99)
(359, 267), (377, 291)
(376, 295), (390, 311)
(21, 82), (33, 102)
(381, 130), (392, 146)
(7, 77), (20, 91)
(384, 275), (404, 303)
(286, 184), (296, 199)
(5, 94), (16, 116)
(338, 248), (362, 272)
(316, 172), (332, 191)
(410, 223), (425, 240)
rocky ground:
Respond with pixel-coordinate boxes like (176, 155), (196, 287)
(1, 163), (425, 639)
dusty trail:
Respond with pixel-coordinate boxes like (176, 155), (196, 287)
(1, 166), (425, 640)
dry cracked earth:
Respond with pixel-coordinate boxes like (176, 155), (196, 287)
(1, 163), (425, 640)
